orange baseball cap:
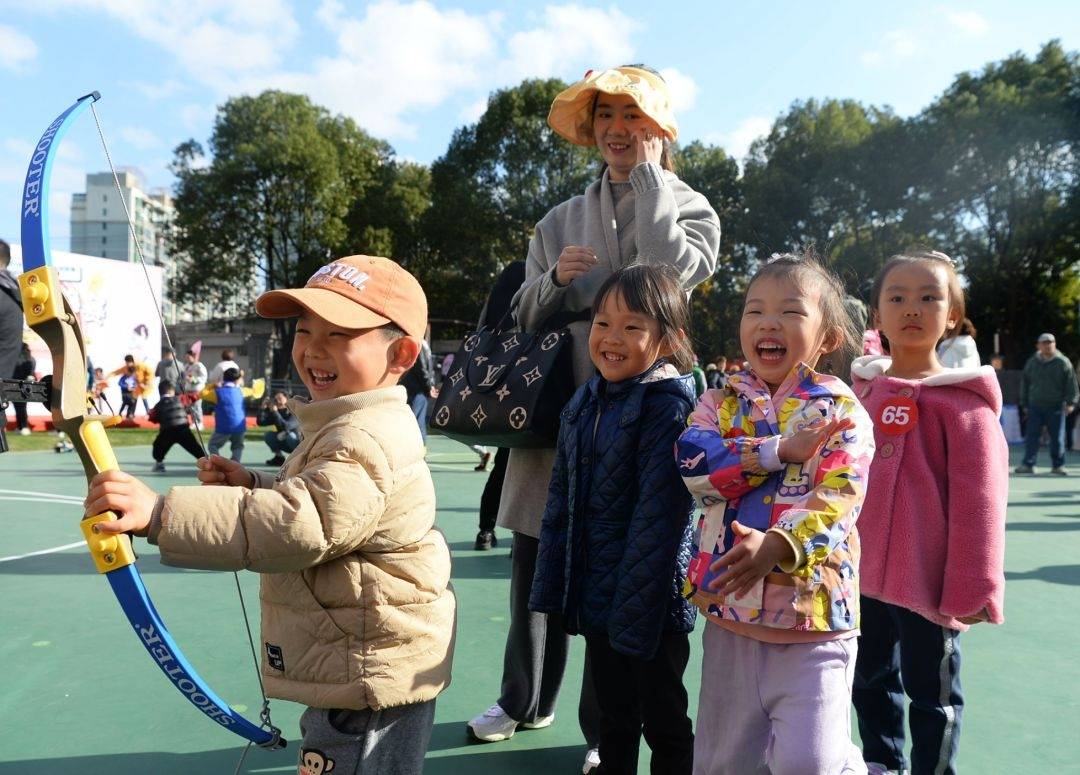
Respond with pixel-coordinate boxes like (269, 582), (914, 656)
(255, 255), (428, 340)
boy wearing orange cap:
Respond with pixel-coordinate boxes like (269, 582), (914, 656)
(86, 255), (456, 775)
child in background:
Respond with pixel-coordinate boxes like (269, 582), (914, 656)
(851, 251), (1007, 775)
(84, 255), (455, 774)
(208, 367), (246, 462)
(92, 367), (109, 414)
(148, 380), (203, 472)
(115, 357), (140, 418)
(530, 265), (698, 774)
(677, 253), (874, 774)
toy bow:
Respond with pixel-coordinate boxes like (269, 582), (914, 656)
(18, 92), (285, 750)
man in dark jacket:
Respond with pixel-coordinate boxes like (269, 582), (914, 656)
(0, 240), (23, 382)
(1017, 333), (1079, 475)
(149, 381), (203, 472)
(12, 343), (35, 434)
(258, 390), (301, 466)
(401, 327), (437, 444)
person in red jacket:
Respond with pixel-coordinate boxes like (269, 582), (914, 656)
(852, 250), (1007, 775)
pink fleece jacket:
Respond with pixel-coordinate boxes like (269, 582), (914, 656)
(851, 355), (1007, 631)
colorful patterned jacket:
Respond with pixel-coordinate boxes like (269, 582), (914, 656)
(676, 364), (874, 633)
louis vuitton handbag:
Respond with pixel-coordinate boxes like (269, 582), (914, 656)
(428, 310), (587, 448)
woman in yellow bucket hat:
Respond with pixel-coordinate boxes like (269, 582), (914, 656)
(467, 64), (720, 775)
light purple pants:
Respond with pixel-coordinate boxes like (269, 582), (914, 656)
(693, 622), (867, 775)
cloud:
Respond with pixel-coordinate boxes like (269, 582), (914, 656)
(120, 127), (161, 150)
(35, 0), (299, 83)
(178, 103), (215, 134)
(940, 8), (989, 37)
(0, 135), (87, 241)
(459, 97), (490, 124)
(275, 2), (646, 138)
(659, 68), (698, 113)
(861, 28), (919, 66)
(128, 79), (187, 101)
(500, 4), (639, 82)
(0, 25), (38, 71)
(704, 116), (772, 160)
(25, 1), (654, 142)
(256, 0), (503, 138)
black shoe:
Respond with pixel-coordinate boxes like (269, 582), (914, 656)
(474, 530), (497, 551)
(474, 451), (492, 471)
(265, 455), (286, 466)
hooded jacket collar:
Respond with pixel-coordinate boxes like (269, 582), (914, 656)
(289, 385), (407, 435)
(851, 355), (1002, 412)
(565, 360), (692, 426)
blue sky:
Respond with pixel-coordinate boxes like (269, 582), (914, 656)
(1, 0), (1077, 252)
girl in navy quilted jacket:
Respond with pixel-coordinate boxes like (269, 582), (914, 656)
(530, 264), (698, 774)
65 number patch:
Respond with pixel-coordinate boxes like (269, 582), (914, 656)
(876, 396), (919, 436)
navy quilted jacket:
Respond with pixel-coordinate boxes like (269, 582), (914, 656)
(530, 362), (697, 660)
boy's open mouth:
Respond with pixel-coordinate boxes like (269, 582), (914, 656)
(308, 368), (337, 387)
(755, 340), (787, 364)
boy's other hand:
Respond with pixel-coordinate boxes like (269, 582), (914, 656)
(197, 455), (254, 487)
(85, 471), (157, 536)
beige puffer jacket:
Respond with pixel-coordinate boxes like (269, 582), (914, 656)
(149, 386), (456, 710)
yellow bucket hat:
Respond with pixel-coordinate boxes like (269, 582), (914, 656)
(547, 66), (678, 147)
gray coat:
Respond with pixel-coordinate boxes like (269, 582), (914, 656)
(496, 162), (721, 538)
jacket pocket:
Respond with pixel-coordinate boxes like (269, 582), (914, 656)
(261, 573), (352, 685)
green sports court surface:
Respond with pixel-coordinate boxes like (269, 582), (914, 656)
(0, 435), (1076, 773)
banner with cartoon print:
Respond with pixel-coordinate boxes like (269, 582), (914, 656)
(8, 243), (163, 417)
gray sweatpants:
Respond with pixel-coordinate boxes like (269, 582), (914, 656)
(298, 699), (436, 775)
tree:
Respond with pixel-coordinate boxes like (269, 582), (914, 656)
(169, 91), (428, 376)
(675, 141), (748, 361)
(910, 41), (1080, 363)
(741, 98), (911, 292)
(419, 78), (598, 328)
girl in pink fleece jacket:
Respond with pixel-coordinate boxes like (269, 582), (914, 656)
(852, 250), (1007, 775)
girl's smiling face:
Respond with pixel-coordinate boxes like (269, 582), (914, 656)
(589, 290), (669, 382)
(740, 275), (833, 392)
(592, 93), (663, 181)
(874, 261), (957, 352)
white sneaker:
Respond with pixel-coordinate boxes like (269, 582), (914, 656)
(582, 747), (601, 774)
(18, 427), (31, 436)
(467, 704), (519, 742)
(865, 764), (907, 775)
(520, 713), (555, 730)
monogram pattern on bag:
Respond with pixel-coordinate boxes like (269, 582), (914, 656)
(471, 405), (488, 428)
(509, 407), (528, 429)
(429, 325), (574, 447)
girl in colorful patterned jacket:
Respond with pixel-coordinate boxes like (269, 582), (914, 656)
(530, 264), (699, 774)
(676, 252), (875, 775)
(851, 251), (1007, 775)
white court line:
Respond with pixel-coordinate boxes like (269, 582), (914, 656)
(0, 488), (84, 502)
(0, 496), (85, 506)
(0, 541), (85, 563)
